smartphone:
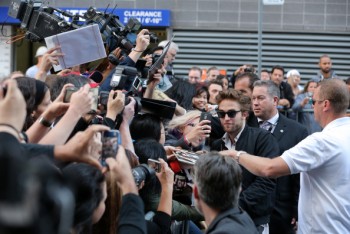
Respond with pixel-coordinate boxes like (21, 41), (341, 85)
(147, 158), (161, 173)
(99, 91), (110, 107)
(89, 87), (99, 112)
(200, 112), (212, 124)
(101, 130), (121, 166)
(63, 87), (78, 103)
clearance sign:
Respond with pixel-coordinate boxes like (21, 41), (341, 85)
(0, 7), (171, 27)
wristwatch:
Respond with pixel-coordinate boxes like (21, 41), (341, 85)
(39, 116), (53, 128)
(236, 151), (247, 164)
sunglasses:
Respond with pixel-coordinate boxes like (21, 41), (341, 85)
(312, 99), (325, 105)
(216, 110), (241, 118)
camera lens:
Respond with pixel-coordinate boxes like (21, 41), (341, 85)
(132, 164), (154, 187)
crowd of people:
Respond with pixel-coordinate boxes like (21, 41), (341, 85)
(1, 27), (350, 234)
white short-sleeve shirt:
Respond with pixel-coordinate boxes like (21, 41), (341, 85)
(281, 117), (350, 234)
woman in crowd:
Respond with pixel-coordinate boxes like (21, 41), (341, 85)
(292, 80), (322, 134)
(130, 113), (165, 145)
(191, 85), (209, 111)
(216, 74), (229, 91)
(286, 69), (303, 97)
(165, 110), (210, 151)
(191, 85), (225, 145)
(62, 163), (107, 234)
(16, 77), (51, 131)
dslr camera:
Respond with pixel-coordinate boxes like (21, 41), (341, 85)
(132, 164), (155, 187)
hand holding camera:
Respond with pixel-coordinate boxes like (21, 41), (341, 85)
(155, 158), (174, 190)
(105, 145), (138, 195)
(106, 90), (125, 120)
(122, 97), (136, 124)
(0, 80), (26, 135)
(42, 84), (73, 121)
(56, 124), (110, 170)
(185, 118), (212, 147)
(135, 29), (150, 53)
(65, 84), (94, 116)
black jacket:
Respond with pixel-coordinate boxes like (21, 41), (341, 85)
(211, 126), (280, 226)
(280, 82), (295, 108)
(206, 207), (258, 234)
(269, 114), (308, 234)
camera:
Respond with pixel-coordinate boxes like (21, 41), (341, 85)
(63, 87), (79, 103)
(244, 67), (253, 73)
(147, 158), (161, 173)
(145, 32), (158, 44)
(132, 164), (155, 187)
(152, 53), (161, 65)
(110, 66), (141, 93)
(7, 0), (150, 53)
(99, 91), (110, 108)
(101, 130), (120, 166)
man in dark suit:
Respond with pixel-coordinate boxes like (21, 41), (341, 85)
(252, 80), (308, 234)
(211, 90), (280, 234)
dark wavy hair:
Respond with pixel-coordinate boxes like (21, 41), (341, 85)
(134, 138), (167, 196)
(16, 77), (49, 130)
(130, 114), (162, 142)
(50, 74), (89, 101)
(164, 79), (197, 110)
(62, 163), (105, 234)
(216, 89), (251, 113)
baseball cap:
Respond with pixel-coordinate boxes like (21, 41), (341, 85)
(35, 46), (48, 57)
(286, 69), (300, 77)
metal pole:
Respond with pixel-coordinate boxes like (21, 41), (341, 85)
(258, 0), (263, 75)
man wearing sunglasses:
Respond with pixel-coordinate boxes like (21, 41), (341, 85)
(211, 90), (280, 234)
(222, 78), (350, 234)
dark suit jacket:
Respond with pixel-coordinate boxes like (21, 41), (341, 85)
(280, 82), (295, 108)
(211, 126), (280, 226)
(269, 114), (308, 234)
(206, 207), (258, 234)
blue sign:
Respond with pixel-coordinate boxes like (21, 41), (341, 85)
(0, 7), (171, 27)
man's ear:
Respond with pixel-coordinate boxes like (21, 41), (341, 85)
(193, 184), (199, 200)
(242, 111), (249, 119)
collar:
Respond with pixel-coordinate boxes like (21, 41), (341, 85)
(257, 112), (279, 125)
(206, 206), (242, 232)
(316, 70), (337, 80)
(222, 122), (245, 149)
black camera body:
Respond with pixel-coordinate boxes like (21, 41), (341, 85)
(132, 164), (155, 187)
(7, 0), (150, 52)
(9, 1), (78, 42)
(110, 65), (141, 92)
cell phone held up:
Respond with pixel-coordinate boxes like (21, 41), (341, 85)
(200, 112), (212, 124)
(63, 87), (79, 103)
(101, 130), (121, 166)
(147, 159), (161, 173)
(64, 87), (99, 112)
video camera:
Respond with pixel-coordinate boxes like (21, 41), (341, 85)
(7, 0), (153, 53)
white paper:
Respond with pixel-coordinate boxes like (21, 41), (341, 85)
(45, 24), (106, 71)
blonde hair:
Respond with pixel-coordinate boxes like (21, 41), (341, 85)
(167, 110), (202, 130)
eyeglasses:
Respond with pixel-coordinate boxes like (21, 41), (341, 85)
(312, 99), (325, 105)
(216, 110), (241, 118)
